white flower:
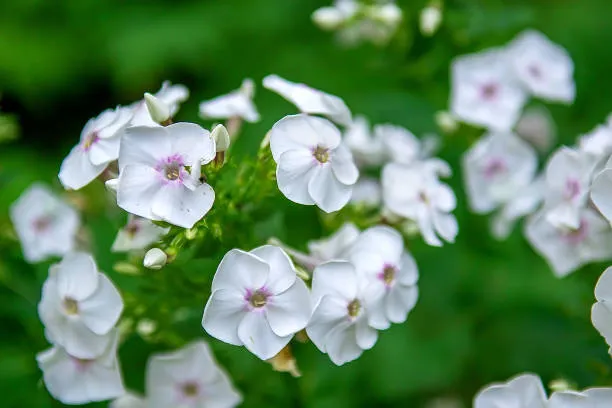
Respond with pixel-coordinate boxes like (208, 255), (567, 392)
(115, 122), (216, 228)
(306, 261), (379, 365)
(9, 183), (79, 263)
(515, 105), (556, 152)
(473, 373), (548, 408)
(111, 216), (168, 253)
(146, 341), (242, 408)
(451, 48), (527, 131)
(38, 252), (123, 358)
(375, 123), (422, 165)
(59, 106), (132, 190)
(525, 208), (612, 277)
(348, 226), (419, 329)
(202, 245), (311, 360)
(269, 114), (359, 213)
(578, 115), (612, 158)
(36, 330), (124, 405)
(263, 75), (352, 126)
(143, 248), (168, 270)
(549, 388), (612, 408)
(462, 132), (538, 214)
(542, 147), (596, 229)
(350, 177), (382, 207)
(199, 78), (260, 123)
(110, 392), (146, 408)
(307, 222), (360, 263)
(508, 29), (575, 103)
(591, 163), (612, 224)
(343, 116), (386, 167)
(382, 162), (458, 246)
(129, 81), (189, 127)
(591, 266), (612, 354)
(491, 176), (544, 240)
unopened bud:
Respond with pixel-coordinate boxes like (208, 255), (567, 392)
(435, 111), (459, 134)
(211, 124), (230, 152)
(267, 345), (301, 378)
(312, 7), (345, 30)
(420, 4), (442, 37)
(185, 227), (198, 240)
(113, 262), (141, 276)
(144, 92), (171, 125)
(143, 248), (167, 270)
(549, 379), (572, 393)
(375, 4), (402, 26)
(136, 318), (157, 337)
(105, 178), (118, 193)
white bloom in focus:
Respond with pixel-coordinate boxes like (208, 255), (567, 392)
(543, 147), (596, 229)
(111, 216), (169, 253)
(36, 330), (124, 405)
(508, 29), (575, 103)
(306, 261), (379, 365)
(350, 177), (382, 207)
(376, 124), (422, 165)
(146, 341), (241, 408)
(143, 248), (168, 270)
(263, 75), (352, 126)
(116, 123), (216, 228)
(269, 114), (359, 213)
(307, 222), (360, 263)
(462, 132), (538, 214)
(110, 392), (146, 408)
(9, 184), (79, 263)
(525, 208), (612, 277)
(451, 48), (527, 131)
(202, 245), (311, 360)
(548, 387), (612, 408)
(578, 115), (612, 158)
(59, 106), (132, 190)
(38, 252), (123, 358)
(199, 78), (260, 123)
(491, 176), (544, 240)
(591, 267), (612, 354)
(382, 162), (458, 246)
(130, 81), (189, 127)
(473, 373), (548, 408)
(348, 226), (419, 329)
(515, 105), (557, 152)
(343, 116), (386, 167)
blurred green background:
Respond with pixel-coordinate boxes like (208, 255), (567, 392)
(2, 0), (612, 407)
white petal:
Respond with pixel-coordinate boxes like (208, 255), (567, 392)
(385, 285), (418, 323)
(168, 122), (216, 165)
(355, 317), (378, 350)
(211, 249), (269, 293)
(350, 225), (403, 265)
(237, 311), (292, 360)
(595, 267), (612, 302)
(60, 321), (113, 359)
(56, 252), (99, 301)
(307, 222), (360, 262)
(306, 295), (349, 353)
(202, 289), (248, 346)
(151, 183), (215, 229)
(331, 144), (359, 185)
(59, 145), (107, 190)
(79, 274), (123, 335)
(432, 211), (459, 243)
(117, 165), (162, 220)
(269, 114), (340, 161)
(276, 149), (317, 205)
(250, 245), (297, 294)
(311, 261), (358, 306)
(591, 168), (612, 223)
(308, 164), (352, 213)
(89, 136), (121, 166)
(199, 91), (260, 123)
(119, 126), (172, 171)
(325, 320), (363, 365)
(265, 279), (311, 337)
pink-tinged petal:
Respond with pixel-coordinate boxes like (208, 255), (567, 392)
(307, 164), (352, 213)
(276, 149), (317, 205)
(151, 183), (215, 229)
(202, 289), (248, 346)
(117, 165), (162, 220)
(59, 145), (107, 190)
(56, 252), (99, 301)
(324, 320), (363, 365)
(211, 249), (269, 293)
(385, 285), (418, 324)
(119, 126), (172, 170)
(306, 295), (348, 353)
(331, 144), (359, 185)
(265, 279), (311, 337)
(79, 274), (123, 335)
(237, 311), (292, 360)
(250, 245), (297, 294)
(168, 122), (216, 165)
(355, 317), (378, 350)
(89, 136), (120, 166)
(311, 261), (358, 306)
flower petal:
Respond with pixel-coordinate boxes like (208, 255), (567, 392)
(250, 245), (297, 294)
(237, 311), (292, 360)
(59, 145), (107, 190)
(168, 122), (216, 165)
(79, 274), (123, 335)
(202, 289), (248, 346)
(385, 285), (418, 324)
(307, 164), (352, 213)
(265, 279), (311, 337)
(331, 144), (359, 185)
(117, 165), (162, 221)
(306, 295), (348, 353)
(355, 317), (378, 350)
(211, 249), (269, 293)
(324, 320), (363, 365)
(56, 252), (99, 301)
(276, 149), (317, 205)
(119, 126), (172, 171)
(311, 261), (358, 306)
(151, 183), (215, 229)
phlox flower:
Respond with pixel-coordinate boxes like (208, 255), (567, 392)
(306, 261), (379, 365)
(508, 29), (575, 103)
(202, 245), (311, 360)
(38, 252), (123, 358)
(491, 176), (544, 240)
(111, 215), (169, 253)
(451, 48), (527, 131)
(591, 267), (612, 354)
(548, 388), (612, 407)
(110, 392), (146, 408)
(462, 132), (538, 214)
(578, 114), (612, 158)
(342, 116), (386, 167)
(263, 75), (352, 126)
(115, 122), (216, 229)
(199, 78), (260, 123)
(348, 226), (419, 329)
(269, 114), (359, 213)
(591, 160), (612, 224)
(350, 177), (382, 207)
(515, 105), (556, 152)
(307, 222), (360, 263)
(473, 373), (548, 408)
(36, 330), (124, 405)
(146, 341), (242, 408)
(59, 106), (132, 190)
(382, 162), (458, 246)
(525, 208), (612, 277)
(129, 81), (189, 127)
(375, 123), (422, 165)
(9, 183), (79, 263)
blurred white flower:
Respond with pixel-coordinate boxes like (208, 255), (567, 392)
(59, 106), (132, 190)
(343, 116), (386, 167)
(307, 222), (360, 263)
(508, 29), (575, 103)
(38, 252), (123, 358)
(146, 341), (241, 408)
(269, 114), (359, 213)
(473, 373), (548, 408)
(111, 215), (169, 253)
(199, 78), (260, 123)
(515, 105), (556, 152)
(110, 392), (146, 408)
(451, 48), (527, 131)
(9, 184), (79, 263)
(578, 114), (612, 158)
(350, 177), (382, 207)
(376, 123), (422, 165)
(202, 245), (311, 360)
(592, 266), (612, 354)
(542, 147), (596, 229)
(382, 162), (458, 246)
(462, 132), (538, 214)
(37, 330), (124, 405)
(419, 4), (442, 37)
(115, 122), (216, 228)
(491, 176), (544, 240)
(348, 226), (419, 329)
(129, 81), (189, 127)
(306, 261), (379, 365)
(525, 208), (612, 277)
(263, 75), (352, 126)
(312, 0), (358, 31)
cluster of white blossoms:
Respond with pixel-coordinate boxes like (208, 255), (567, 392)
(202, 225), (418, 366)
(312, 0), (402, 46)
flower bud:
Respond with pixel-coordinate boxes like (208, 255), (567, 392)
(105, 178), (118, 193)
(136, 318), (157, 337)
(549, 379), (572, 393)
(435, 111), (459, 134)
(312, 7), (344, 30)
(375, 4), (402, 26)
(267, 345), (301, 378)
(211, 124), (231, 152)
(260, 130), (272, 149)
(420, 4), (442, 37)
(143, 248), (167, 270)
(144, 92), (171, 125)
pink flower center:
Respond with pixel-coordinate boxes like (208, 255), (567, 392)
(156, 154), (185, 183)
(71, 357), (94, 372)
(81, 132), (99, 151)
(246, 288), (270, 309)
(32, 216), (52, 232)
(562, 219), (588, 245)
(480, 83), (498, 100)
(483, 158), (507, 179)
(564, 178), (581, 200)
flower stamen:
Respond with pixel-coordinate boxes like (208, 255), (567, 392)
(248, 290), (269, 308)
(63, 297), (79, 315)
(313, 145), (330, 163)
(347, 299), (361, 318)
